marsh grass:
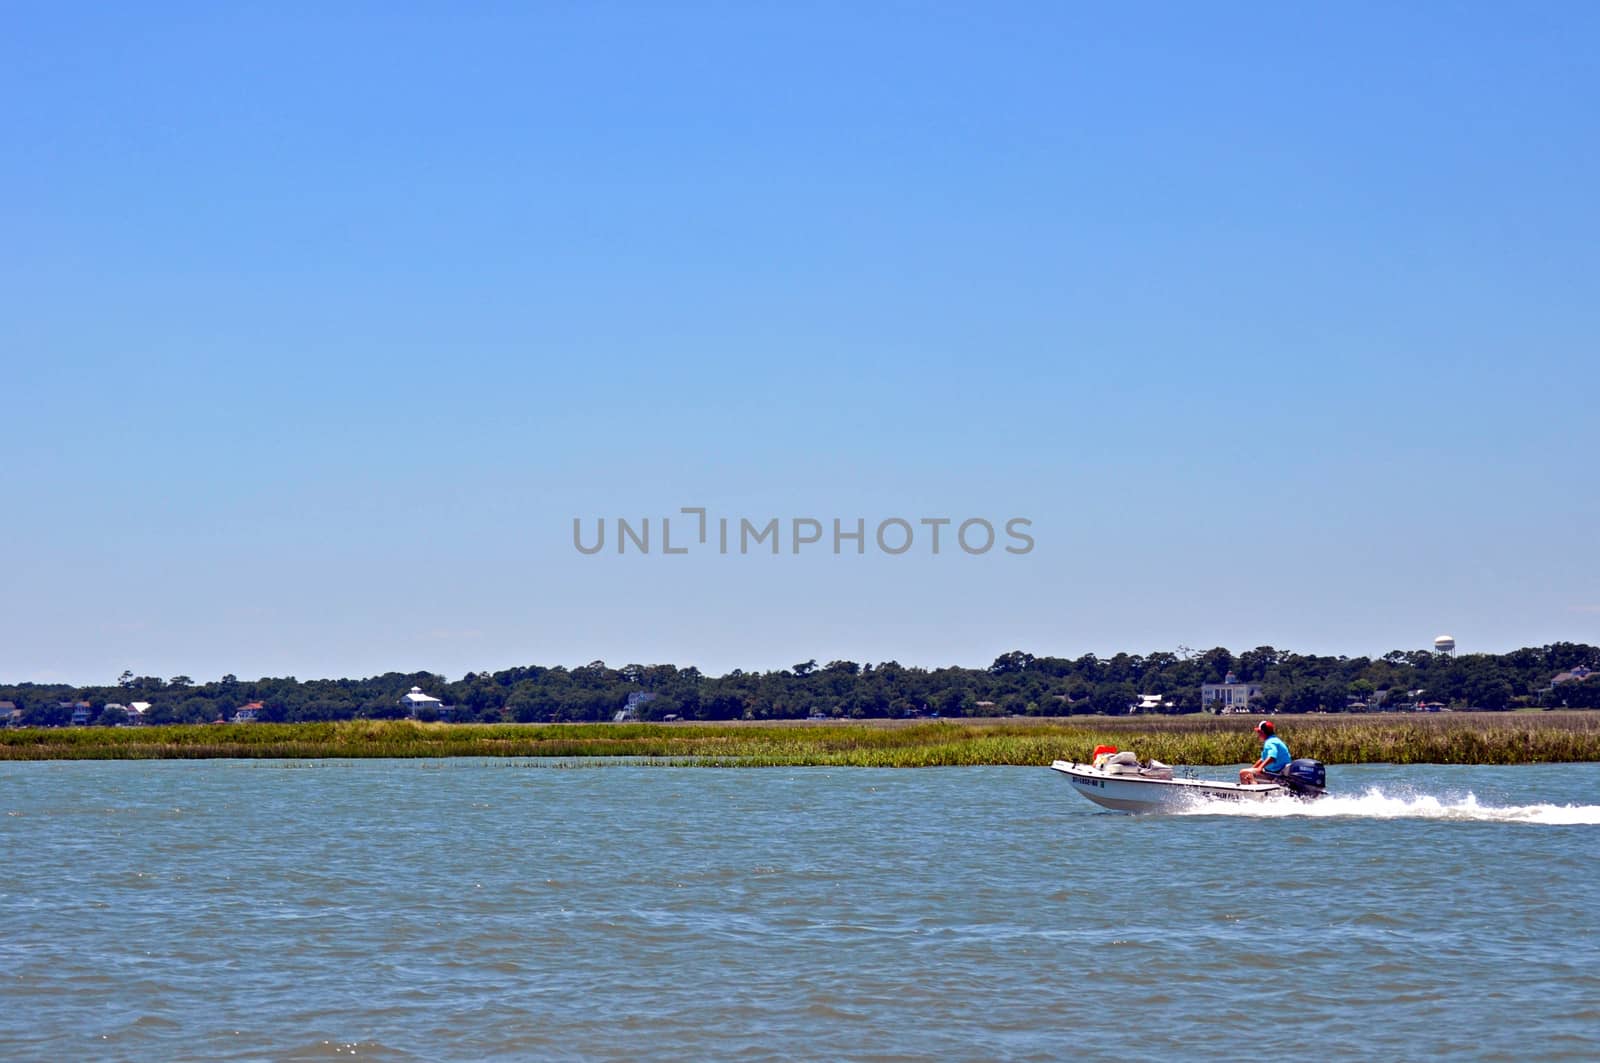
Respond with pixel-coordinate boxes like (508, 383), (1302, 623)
(3, 713), (1598, 765)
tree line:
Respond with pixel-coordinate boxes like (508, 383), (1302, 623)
(4, 643), (1598, 727)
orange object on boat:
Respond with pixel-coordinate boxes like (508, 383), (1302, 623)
(1092, 745), (1118, 758)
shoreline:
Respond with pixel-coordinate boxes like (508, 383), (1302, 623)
(3, 712), (1597, 765)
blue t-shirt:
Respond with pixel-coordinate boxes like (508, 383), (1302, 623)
(1260, 735), (1291, 772)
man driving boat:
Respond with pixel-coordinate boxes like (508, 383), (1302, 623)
(1239, 719), (1290, 783)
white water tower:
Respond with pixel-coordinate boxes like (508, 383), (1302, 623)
(1434, 634), (1456, 658)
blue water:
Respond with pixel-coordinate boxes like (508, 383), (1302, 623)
(2, 761), (1597, 1061)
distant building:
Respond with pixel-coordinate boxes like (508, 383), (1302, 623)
(1131, 694), (1170, 713)
(1551, 665), (1593, 686)
(1201, 672), (1261, 713)
(401, 686), (444, 718)
(613, 690), (657, 722)
(0, 701), (20, 728)
(128, 702), (152, 725)
(232, 701), (265, 723)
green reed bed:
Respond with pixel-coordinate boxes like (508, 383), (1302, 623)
(1, 713), (1597, 765)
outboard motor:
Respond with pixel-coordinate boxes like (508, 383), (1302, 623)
(1280, 758), (1327, 798)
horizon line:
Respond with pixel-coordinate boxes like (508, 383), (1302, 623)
(7, 638), (1598, 689)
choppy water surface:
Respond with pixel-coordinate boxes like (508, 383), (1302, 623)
(2, 761), (1597, 1061)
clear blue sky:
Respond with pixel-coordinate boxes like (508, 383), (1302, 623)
(4, 2), (1597, 685)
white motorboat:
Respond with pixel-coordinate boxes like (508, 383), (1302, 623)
(1050, 751), (1327, 813)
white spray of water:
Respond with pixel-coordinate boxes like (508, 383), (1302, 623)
(1172, 787), (1600, 825)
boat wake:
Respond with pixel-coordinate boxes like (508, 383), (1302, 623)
(1172, 788), (1600, 825)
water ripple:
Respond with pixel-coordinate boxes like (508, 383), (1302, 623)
(0, 761), (1596, 1061)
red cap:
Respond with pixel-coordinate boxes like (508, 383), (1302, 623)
(1256, 719), (1275, 734)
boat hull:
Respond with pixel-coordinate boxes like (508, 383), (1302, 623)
(1050, 760), (1285, 813)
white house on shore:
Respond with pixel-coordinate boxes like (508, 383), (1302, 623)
(1201, 672), (1262, 713)
(401, 686), (445, 718)
(1131, 693), (1172, 713)
(614, 690), (657, 722)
